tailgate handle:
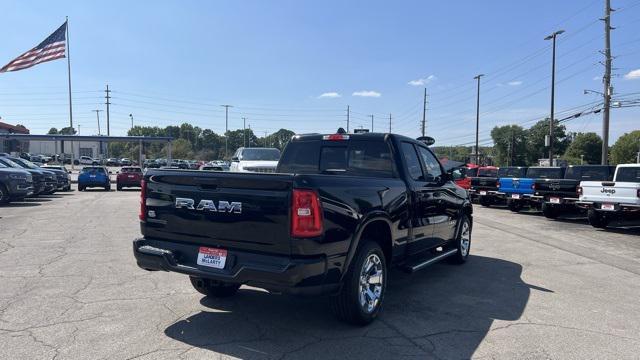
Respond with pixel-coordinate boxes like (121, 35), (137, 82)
(601, 181), (615, 186)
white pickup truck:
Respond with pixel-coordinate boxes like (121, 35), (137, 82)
(577, 164), (640, 228)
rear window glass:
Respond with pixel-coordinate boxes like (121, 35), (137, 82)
(466, 168), (478, 177)
(526, 168), (564, 179)
(564, 166), (612, 181)
(616, 167), (640, 182)
(122, 167), (142, 173)
(478, 168), (497, 177)
(498, 167), (526, 178)
(278, 140), (394, 178)
(240, 148), (281, 161)
(82, 167), (105, 174)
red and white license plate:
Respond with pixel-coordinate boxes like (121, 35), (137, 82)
(601, 203), (615, 211)
(128, 175), (134, 178)
(196, 247), (227, 269)
(480, 191), (487, 196)
(511, 194), (521, 199)
(550, 197), (560, 204)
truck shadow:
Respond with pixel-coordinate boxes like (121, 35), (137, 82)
(164, 255), (544, 359)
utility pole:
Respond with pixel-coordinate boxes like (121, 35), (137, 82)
(421, 88), (427, 137)
(220, 105), (232, 158)
(370, 115), (374, 132)
(389, 113), (392, 133)
(346, 105), (350, 133)
(92, 109), (103, 135)
(473, 74), (484, 165)
(264, 131), (268, 147)
(242, 117), (247, 147)
(545, 30), (564, 166)
(77, 124), (81, 134)
(601, 0), (613, 165)
(105, 85), (111, 136)
(129, 113), (134, 131)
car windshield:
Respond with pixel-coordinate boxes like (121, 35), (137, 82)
(122, 167), (142, 173)
(616, 167), (640, 182)
(526, 168), (563, 179)
(240, 148), (281, 161)
(498, 167), (526, 178)
(478, 168), (498, 177)
(82, 167), (105, 174)
(11, 158), (40, 169)
(0, 162), (6, 168)
(564, 166), (611, 181)
(0, 157), (24, 169)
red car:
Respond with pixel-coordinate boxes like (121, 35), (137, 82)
(454, 164), (479, 190)
(116, 166), (143, 190)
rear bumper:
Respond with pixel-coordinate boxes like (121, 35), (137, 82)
(133, 237), (334, 296)
(117, 179), (141, 187)
(576, 201), (640, 212)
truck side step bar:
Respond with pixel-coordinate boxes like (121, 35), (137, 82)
(403, 249), (458, 273)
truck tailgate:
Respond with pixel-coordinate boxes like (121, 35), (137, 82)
(581, 181), (640, 204)
(142, 170), (293, 255)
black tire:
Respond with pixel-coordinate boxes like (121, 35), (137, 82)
(189, 277), (241, 297)
(479, 197), (490, 207)
(588, 209), (608, 228)
(330, 241), (386, 326)
(542, 203), (558, 219)
(448, 215), (472, 264)
(116, 184), (122, 191)
(105, 184), (111, 191)
(78, 185), (84, 191)
(0, 183), (10, 204)
(507, 199), (522, 212)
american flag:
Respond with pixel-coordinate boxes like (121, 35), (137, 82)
(0, 21), (67, 73)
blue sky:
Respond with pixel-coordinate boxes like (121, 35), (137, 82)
(0, 0), (638, 146)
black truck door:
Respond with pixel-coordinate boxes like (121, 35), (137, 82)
(400, 142), (441, 255)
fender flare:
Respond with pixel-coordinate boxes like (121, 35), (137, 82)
(340, 212), (393, 282)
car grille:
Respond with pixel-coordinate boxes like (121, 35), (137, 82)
(244, 167), (276, 173)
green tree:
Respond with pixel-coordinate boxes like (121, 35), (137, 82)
(610, 130), (640, 164)
(525, 120), (569, 165)
(563, 132), (602, 164)
(491, 125), (527, 166)
(58, 126), (77, 135)
(171, 138), (193, 159)
(48, 127), (59, 134)
(266, 129), (296, 150)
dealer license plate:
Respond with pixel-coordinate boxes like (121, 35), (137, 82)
(480, 191), (487, 196)
(550, 197), (560, 204)
(128, 175), (134, 178)
(601, 203), (615, 211)
(197, 247), (227, 269)
(90, 175), (96, 178)
(511, 194), (520, 199)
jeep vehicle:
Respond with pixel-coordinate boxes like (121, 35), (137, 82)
(469, 166), (500, 206)
(532, 165), (615, 218)
(133, 132), (473, 325)
(41, 164), (72, 191)
(0, 156), (55, 196)
(577, 164), (640, 228)
(0, 162), (33, 204)
(229, 147), (281, 173)
(499, 167), (565, 212)
(78, 166), (111, 191)
(6, 156), (59, 194)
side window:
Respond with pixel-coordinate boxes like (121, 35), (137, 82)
(416, 146), (442, 181)
(401, 142), (423, 181)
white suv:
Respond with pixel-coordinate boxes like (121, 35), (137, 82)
(230, 147), (281, 173)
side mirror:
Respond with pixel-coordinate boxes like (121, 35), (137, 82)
(231, 156), (239, 162)
(448, 169), (463, 181)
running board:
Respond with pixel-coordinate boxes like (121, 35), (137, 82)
(403, 249), (458, 273)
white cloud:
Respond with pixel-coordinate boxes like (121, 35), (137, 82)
(317, 92), (341, 99)
(593, 76), (601, 81)
(352, 90), (381, 98)
(624, 69), (640, 80)
(407, 75), (437, 86)
(507, 80), (523, 86)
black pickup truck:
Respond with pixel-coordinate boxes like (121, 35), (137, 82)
(133, 132), (473, 325)
(469, 166), (499, 207)
(532, 165), (615, 218)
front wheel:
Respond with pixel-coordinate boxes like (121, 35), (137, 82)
(330, 241), (386, 326)
(448, 215), (471, 264)
(0, 184), (9, 204)
(189, 277), (241, 297)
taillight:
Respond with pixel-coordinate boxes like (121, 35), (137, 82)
(322, 134), (350, 141)
(139, 179), (147, 221)
(496, 181), (500, 188)
(291, 189), (323, 238)
(577, 186), (583, 196)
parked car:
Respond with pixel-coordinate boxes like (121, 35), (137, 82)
(577, 164), (640, 228)
(229, 147), (281, 173)
(0, 162), (33, 204)
(499, 167), (565, 212)
(41, 164), (73, 191)
(117, 166), (143, 190)
(453, 164), (478, 190)
(133, 132), (472, 325)
(105, 158), (121, 166)
(0, 157), (46, 196)
(199, 164), (225, 171)
(75, 156), (100, 166)
(120, 158), (132, 166)
(468, 166), (501, 206)
(532, 165), (615, 219)
(1, 155), (58, 195)
(78, 166), (111, 191)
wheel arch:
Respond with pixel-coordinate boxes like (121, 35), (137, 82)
(341, 213), (393, 281)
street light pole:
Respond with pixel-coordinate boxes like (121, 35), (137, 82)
(242, 117), (247, 147)
(220, 105), (233, 158)
(473, 74), (484, 165)
(129, 113), (134, 131)
(92, 109), (103, 135)
(545, 29), (565, 167)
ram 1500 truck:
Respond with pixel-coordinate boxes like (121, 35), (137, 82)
(532, 165), (615, 218)
(469, 166), (500, 206)
(502, 167), (565, 213)
(577, 164), (640, 228)
(494, 166), (528, 211)
(133, 132), (473, 325)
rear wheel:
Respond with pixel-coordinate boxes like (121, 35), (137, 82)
(189, 277), (241, 297)
(330, 241), (386, 326)
(116, 184), (122, 191)
(78, 185), (84, 191)
(479, 197), (490, 207)
(507, 199), (522, 212)
(588, 209), (608, 228)
(542, 203), (558, 219)
(0, 184), (9, 204)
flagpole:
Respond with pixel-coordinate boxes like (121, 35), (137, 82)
(66, 16), (75, 170)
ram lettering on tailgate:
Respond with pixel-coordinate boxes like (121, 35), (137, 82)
(175, 198), (242, 213)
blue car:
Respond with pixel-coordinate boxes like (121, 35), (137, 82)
(498, 167), (564, 212)
(78, 166), (111, 191)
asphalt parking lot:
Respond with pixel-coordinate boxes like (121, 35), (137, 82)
(1, 188), (639, 359)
